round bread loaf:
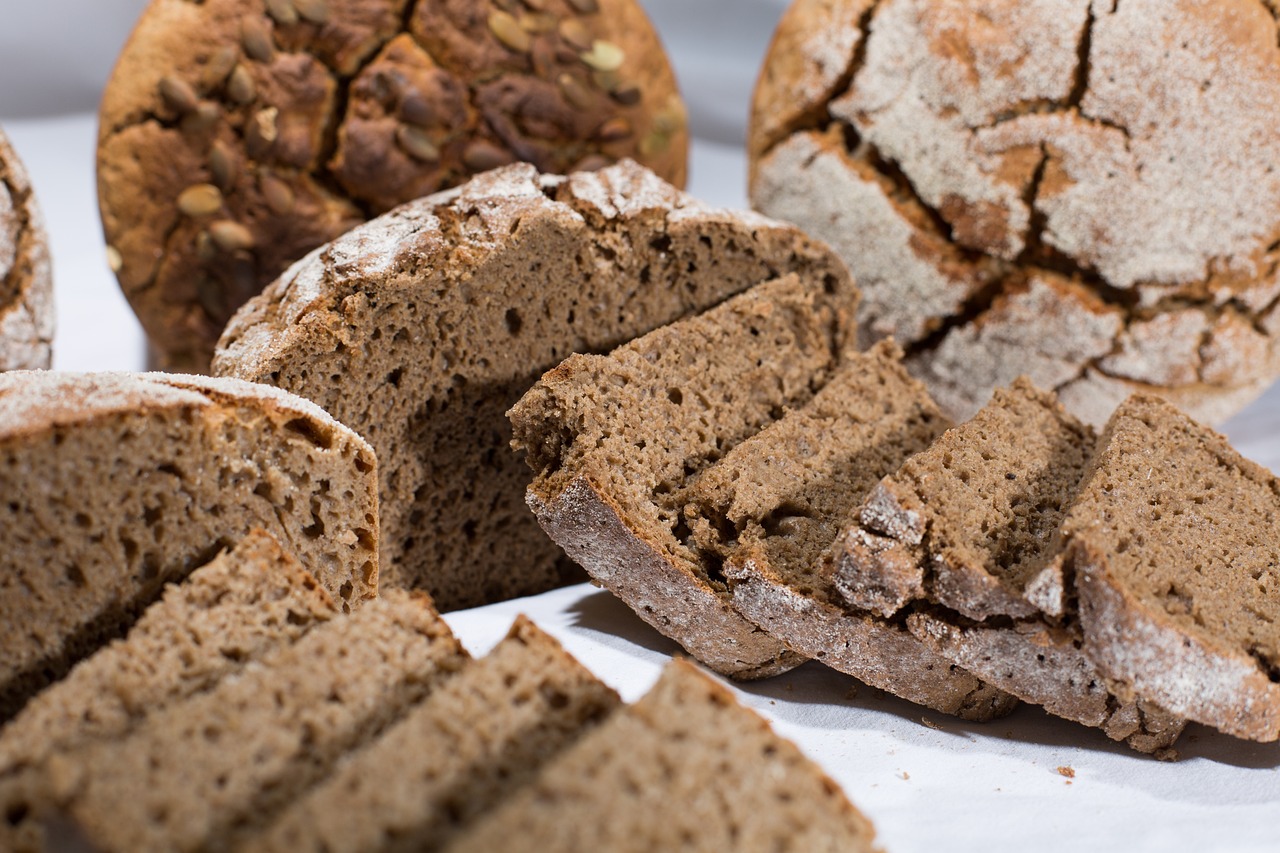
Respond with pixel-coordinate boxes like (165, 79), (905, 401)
(99, 0), (687, 372)
(213, 160), (853, 611)
(749, 0), (1280, 426)
(0, 127), (53, 372)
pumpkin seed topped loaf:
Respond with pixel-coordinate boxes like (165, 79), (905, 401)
(99, 0), (688, 371)
(0, 530), (338, 852)
(1065, 395), (1280, 742)
(510, 272), (858, 679)
(443, 659), (879, 853)
(688, 341), (1015, 720)
(216, 160), (853, 611)
(833, 380), (1184, 754)
(0, 371), (378, 723)
(0, 127), (53, 372)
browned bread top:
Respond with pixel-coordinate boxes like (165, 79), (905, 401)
(0, 127), (53, 372)
(99, 0), (687, 371)
(750, 0), (1280, 426)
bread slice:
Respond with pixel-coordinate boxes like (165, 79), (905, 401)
(214, 160), (853, 611)
(244, 616), (621, 853)
(442, 658), (878, 853)
(1065, 395), (1280, 742)
(38, 590), (466, 852)
(511, 273), (856, 679)
(831, 380), (1184, 753)
(0, 529), (337, 852)
(687, 342), (1014, 720)
(0, 371), (378, 721)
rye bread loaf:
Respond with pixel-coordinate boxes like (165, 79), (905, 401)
(0, 128), (53, 372)
(443, 658), (878, 853)
(39, 589), (466, 853)
(833, 380), (1184, 754)
(749, 0), (1280, 427)
(1064, 395), (1280, 742)
(0, 371), (377, 722)
(245, 616), (621, 853)
(215, 160), (853, 611)
(0, 530), (337, 852)
(690, 342), (1014, 720)
(99, 0), (687, 371)
(510, 273), (858, 679)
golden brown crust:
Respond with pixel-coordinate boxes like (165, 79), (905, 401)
(99, 0), (687, 371)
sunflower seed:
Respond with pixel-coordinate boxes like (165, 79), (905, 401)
(557, 18), (592, 50)
(177, 183), (224, 217)
(580, 40), (623, 71)
(396, 125), (441, 162)
(208, 220), (256, 252)
(227, 64), (257, 104)
(463, 140), (513, 172)
(260, 173), (295, 214)
(159, 75), (199, 114)
(241, 18), (275, 63)
(209, 141), (236, 190)
(488, 11), (532, 52)
(596, 117), (632, 141)
(557, 72), (594, 110)
(265, 0), (298, 26)
(293, 0), (330, 24)
(566, 0), (599, 13)
(105, 245), (123, 273)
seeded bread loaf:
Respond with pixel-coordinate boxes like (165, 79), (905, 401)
(40, 589), (466, 852)
(443, 658), (879, 853)
(0, 127), (53, 372)
(691, 342), (1015, 720)
(0, 530), (337, 852)
(0, 370), (377, 722)
(833, 380), (1184, 754)
(100, 0), (687, 371)
(750, 0), (1280, 426)
(1064, 395), (1280, 742)
(245, 616), (621, 853)
(215, 160), (853, 611)
(511, 273), (858, 679)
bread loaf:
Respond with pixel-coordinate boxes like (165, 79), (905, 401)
(0, 127), (53, 372)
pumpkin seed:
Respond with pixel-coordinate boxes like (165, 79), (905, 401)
(463, 140), (513, 172)
(241, 18), (275, 63)
(181, 102), (222, 134)
(227, 64), (257, 104)
(611, 84), (641, 106)
(396, 125), (441, 162)
(488, 11), (532, 52)
(265, 0), (298, 26)
(596, 117), (632, 141)
(105, 245), (123, 273)
(557, 18), (592, 50)
(177, 183), (224, 217)
(520, 12), (556, 33)
(400, 92), (434, 127)
(260, 173), (296, 214)
(208, 220), (256, 252)
(557, 72), (594, 110)
(567, 0), (599, 13)
(580, 40), (624, 71)
(209, 141), (236, 190)
(293, 0), (330, 24)
(159, 75), (199, 114)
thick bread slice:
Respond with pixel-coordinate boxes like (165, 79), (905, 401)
(0, 530), (337, 852)
(0, 371), (378, 721)
(1065, 395), (1280, 742)
(245, 616), (621, 853)
(687, 342), (1014, 720)
(39, 590), (466, 853)
(213, 160), (853, 611)
(511, 274), (857, 679)
(443, 658), (878, 853)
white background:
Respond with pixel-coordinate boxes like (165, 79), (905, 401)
(2, 2), (1277, 850)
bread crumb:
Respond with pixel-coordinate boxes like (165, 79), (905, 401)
(845, 684), (860, 701)
(920, 717), (941, 730)
(1056, 766), (1075, 779)
(899, 770), (910, 781)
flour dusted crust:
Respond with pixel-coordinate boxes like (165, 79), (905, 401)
(216, 160), (852, 612)
(0, 370), (378, 720)
(0, 128), (53, 372)
(751, 0), (1280, 425)
(99, 0), (687, 371)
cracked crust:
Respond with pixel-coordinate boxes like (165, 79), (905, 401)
(0, 128), (53, 372)
(99, 0), (687, 371)
(750, 0), (1280, 425)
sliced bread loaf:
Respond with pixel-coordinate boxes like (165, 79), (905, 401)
(0, 529), (337, 851)
(38, 589), (465, 852)
(0, 371), (378, 721)
(688, 342), (1013, 720)
(1065, 395), (1280, 742)
(245, 616), (621, 853)
(511, 273), (857, 679)
(213, 160), (853, 611)
(442, 658), (878, 853)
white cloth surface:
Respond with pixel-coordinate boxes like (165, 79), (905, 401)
(3, 1), (1279, 847)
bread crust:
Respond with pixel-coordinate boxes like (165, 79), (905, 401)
(0, 128), (53, 372)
